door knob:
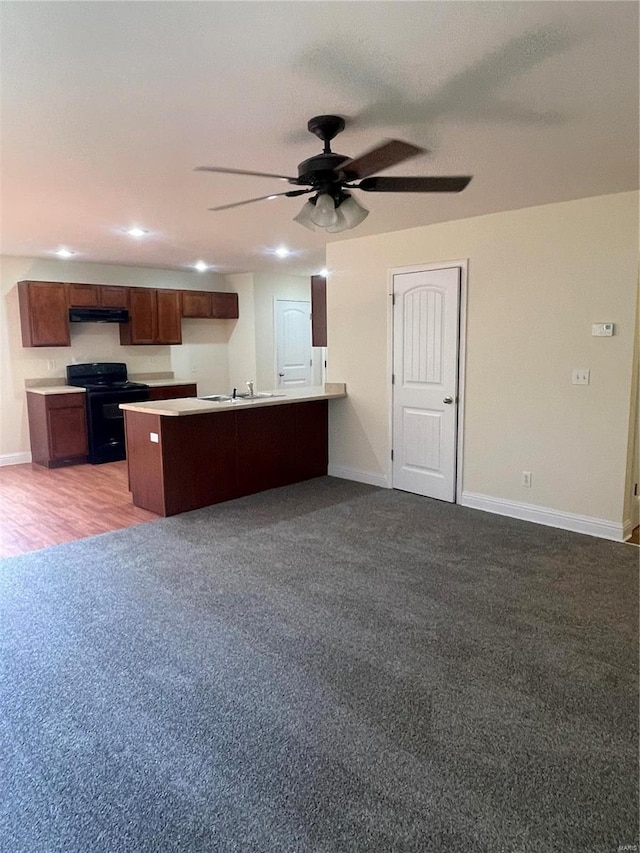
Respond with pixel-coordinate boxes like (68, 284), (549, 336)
(443, 396), (454, 404)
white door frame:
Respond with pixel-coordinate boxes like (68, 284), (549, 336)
(387, 259), (468, 502)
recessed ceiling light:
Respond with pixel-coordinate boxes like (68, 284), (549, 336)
(274, 246), (290, 258)
(56, 248), (75, 258)
(126, 227), (148, 238)
(194, 260), (209, 272)
(267, 195), (278, 201)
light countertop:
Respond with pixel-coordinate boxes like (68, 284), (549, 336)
(25, 377), (196, 395)
(26, 385), (88, 396)
(120, 383), (347, 417)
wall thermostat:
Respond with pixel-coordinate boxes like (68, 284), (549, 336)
(592, 323), (614, 337)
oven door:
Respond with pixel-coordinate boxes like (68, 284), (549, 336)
(85, 388), (150, 464)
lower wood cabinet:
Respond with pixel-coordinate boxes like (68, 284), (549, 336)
(26, 392), (88, 468)
(124, 400), (328, 516)
(26, 384), (197, 469)
(148, 384), (197, 401)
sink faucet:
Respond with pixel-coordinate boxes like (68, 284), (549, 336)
(246, 380), (254, 398)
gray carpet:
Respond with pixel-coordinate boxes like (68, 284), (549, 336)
(0, 477), (637, 853)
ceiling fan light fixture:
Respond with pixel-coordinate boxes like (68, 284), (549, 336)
(293, 201), (316, 231)
(310, 192), (338, 227)
(325, 206), (349, 233)
(337, 195), (369, 229)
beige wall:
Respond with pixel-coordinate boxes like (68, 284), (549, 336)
(225, 273), (257, 392)
(0, 256), (235, 460)
(326, 192), (638, 528)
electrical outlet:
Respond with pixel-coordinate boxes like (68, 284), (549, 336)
(47, 360), (57, 371)
(572, 368), (590, 385)
(522, 471), (532, 488)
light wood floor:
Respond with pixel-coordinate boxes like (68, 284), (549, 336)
(0, 461), (159, 558)
(1, 462), (638, 557)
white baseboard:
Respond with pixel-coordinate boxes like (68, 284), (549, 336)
(0, 452), (32, 467)
(460, 491), (625, 542)
(327, 464), (390, 489)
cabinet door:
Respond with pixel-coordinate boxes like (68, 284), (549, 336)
(48, 405), (88, 462)
(27, 391), (88, 467)
(18, 281), (70, 347)
(210, 292), (239, 319)
(156, 290), (182, 344)
(99, 285), (129, 308)
(121, 288), (156, 345)
(181, 291), (212, 318)
(236, 405), (298, 495)
(68, 283), (100, 307)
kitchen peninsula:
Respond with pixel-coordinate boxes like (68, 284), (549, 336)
(121, 384), (347, 516)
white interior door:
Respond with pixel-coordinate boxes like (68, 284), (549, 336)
(275, 299), (312, 388)
(392, 267), (461, 502)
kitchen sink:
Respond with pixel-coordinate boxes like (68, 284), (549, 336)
(199, 392), (286, 403)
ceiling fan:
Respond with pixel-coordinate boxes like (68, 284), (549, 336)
(195, 115), (472, 233)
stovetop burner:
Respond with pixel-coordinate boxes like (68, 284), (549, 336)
(79, 379), (148, 391)
(66, 362), (148, 391)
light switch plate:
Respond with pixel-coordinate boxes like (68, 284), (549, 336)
(150, 432), (159, 443)
(572, 369), (590, 385)
(592, 323), (614, 336)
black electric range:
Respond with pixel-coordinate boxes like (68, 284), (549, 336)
(66, 363), (150, 464)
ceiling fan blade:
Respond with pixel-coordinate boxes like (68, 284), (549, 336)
(208, 189), (311, 212)
(336, 139), (425, 181)
(356, 175), (473, 193)
(196, 166), (300, 184)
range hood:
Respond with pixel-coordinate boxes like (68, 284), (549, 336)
(69, 307), (129, 324)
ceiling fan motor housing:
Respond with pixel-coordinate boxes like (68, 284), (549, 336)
(297, 153), (350, 189)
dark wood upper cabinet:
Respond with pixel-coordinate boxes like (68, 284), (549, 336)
(311, 275), (327, 347)
(120, 288), (182, 345)
(18, 281), (235, 347)
(99, 285), (129, 308)
(68, 283), (129, 308)
(68, 283), (99, 307)
(120, 288), (157, 345)
(18, 281), (70, 347)
(181, 291), (212, 318)
(156, 289), (182, 344)
(210, 292), (238, 319)
(182, 290), (238, 319)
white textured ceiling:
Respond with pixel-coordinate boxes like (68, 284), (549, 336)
(1, 1), (637, 276)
